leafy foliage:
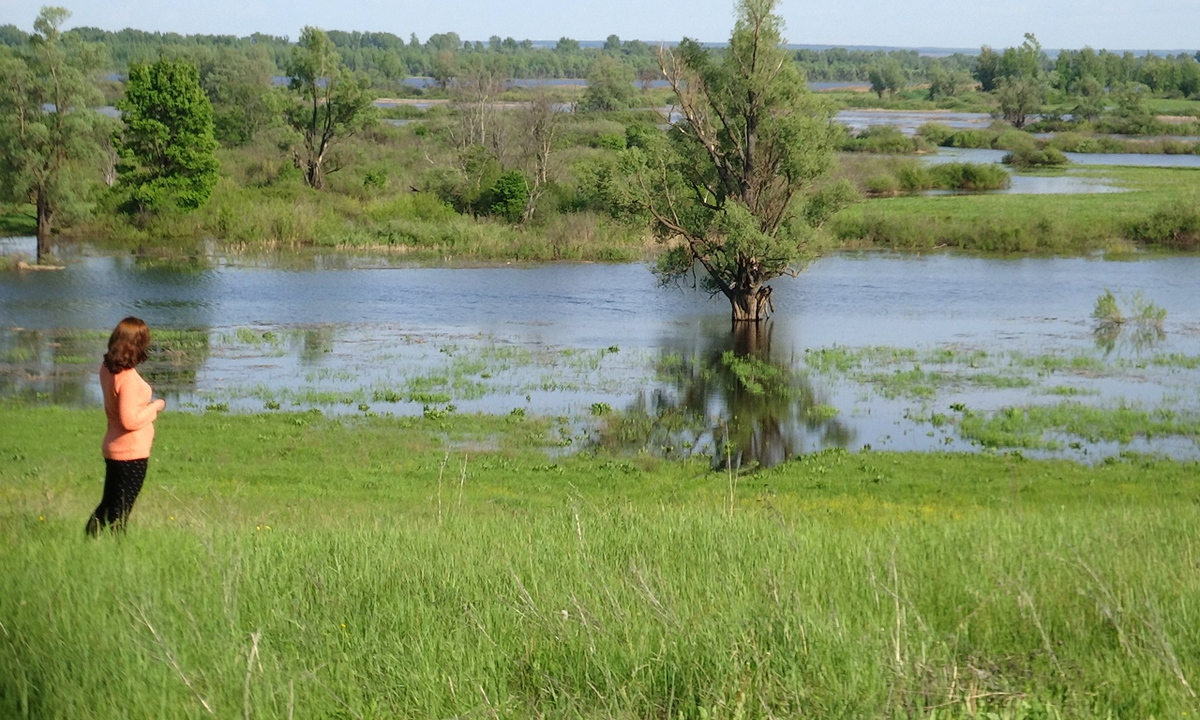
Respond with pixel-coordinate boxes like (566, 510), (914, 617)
(0, 7), (106, 261)
(624, 0), (839, 321)
(117, 59), (219, 212)
(579, 56), (636, 111)
(285, 27), (375, 190)
(485, 170), (529, 223)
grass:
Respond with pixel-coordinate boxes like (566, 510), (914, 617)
(830, 166), (1200, 253)
(0, 204), (36, 236)
(957, 401), (1200, 450)
(3, 405), (1200, 718)
(802, 346), (1066, 401)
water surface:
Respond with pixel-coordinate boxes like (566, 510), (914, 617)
(3, 238), (1198, 464)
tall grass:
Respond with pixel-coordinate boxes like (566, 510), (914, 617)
(2, 407), (1199, 718)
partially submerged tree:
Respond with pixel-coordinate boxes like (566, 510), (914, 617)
(285, 27), (374, 190)
(116, 59), (219, 213)
(626, 0), (838, 323)
(995, 75), (1045, 129)
(0, 7), (104, 263)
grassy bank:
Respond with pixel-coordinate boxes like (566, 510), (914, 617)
(3, 406), (1199, 718)
(830, 166), (1200, 253)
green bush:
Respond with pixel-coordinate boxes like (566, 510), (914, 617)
(485, 170), (530, 224)
(1003, 147), (1069, 168)
(840, 126), (929, 154)
(1127, 201), (1200, 248)
(591, 132), (627, 151)
(928, 162), (1010, 191)
(894, 163), (931, 192)
(864, 175), (900, 196)
(948, 130), (990, 148)
(994, 129), (1037, 151)
(803, 180), (861, 228)
(915, 122), (954, 146)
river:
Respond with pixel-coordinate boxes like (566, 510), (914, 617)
(3, 237), (1199, 465)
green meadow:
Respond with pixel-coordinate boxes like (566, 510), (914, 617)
(3, 406), (1199, 718)
(830, 165), (1200, 254)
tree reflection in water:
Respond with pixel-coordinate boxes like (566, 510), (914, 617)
(600, 320), (853, 470)
(0, 327), (210, 405)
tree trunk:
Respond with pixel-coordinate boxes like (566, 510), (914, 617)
(306, 160), (325, 190)
(731, 319), (772, 356)
(35, 185), (53, 265)
(728, 284), (773, 324)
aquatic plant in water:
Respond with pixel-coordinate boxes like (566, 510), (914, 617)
(1092, 288), (1167, 351)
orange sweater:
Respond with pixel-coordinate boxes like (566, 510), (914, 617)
(100, 365), (165, 460)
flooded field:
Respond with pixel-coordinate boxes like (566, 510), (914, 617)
(3, 238), (1199, 465)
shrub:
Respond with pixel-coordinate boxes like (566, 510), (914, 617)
(1127, 201), (1200, 248)
(840, 126), (925, 154)
(928, 162), (1010, 191)
(993, 129), (1037, 151)
(894, 163), (931, 192)
(864, 175), (900, 196)
(591, 133), (626, 151)
(915, 122), (954, 146)
(803, 180), (861, 228)
(1092, 289), (1123, 327)
(948, 130), (989, 148)
(1002, 147), (1068, 168)
(485, 170), (530, 224)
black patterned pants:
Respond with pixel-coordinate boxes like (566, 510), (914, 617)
(86, 458), (148, 536)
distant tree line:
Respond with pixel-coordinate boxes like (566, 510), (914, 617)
(973, 34), (1200, 131)
(2, 21), (1196, 100)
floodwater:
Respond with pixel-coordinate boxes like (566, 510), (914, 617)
(836, 109), (993, 135)
(3, 237), (1199, 465)
(916, 146), (1200, 195)
(928, 146), (1200, 169)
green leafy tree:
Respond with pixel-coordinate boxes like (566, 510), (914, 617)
(195, 46), (281, 146)
(580, 55), (635, 111)
(1071, 75), (1107, 122)
(999, 33), (1045, 80)
(554, 37), (580, 54)
(484, 169), (529, 223)
(927, 63), (971, 100)
(995, 76), (1045, 128)
(429, 50), (457, 90)
(627, 0), (838, 323)
(116, 59), (219, 213)
(0, 7), (104, 263)
(285, 26), (374, 190)
(867, 58), (904, 99)
(974, 46), (1002, 92)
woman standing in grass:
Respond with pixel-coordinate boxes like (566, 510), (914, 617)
(86, 317), (166, 536)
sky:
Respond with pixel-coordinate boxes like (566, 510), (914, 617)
(1, 0), (1196, 52)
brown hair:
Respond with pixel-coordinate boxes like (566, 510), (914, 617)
(103, 316), (151, 374)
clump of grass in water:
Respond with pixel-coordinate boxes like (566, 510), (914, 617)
(1093, 288), (1167, 352)
(1093, 288), (1167, 330)
(957, 400), (1200, 451)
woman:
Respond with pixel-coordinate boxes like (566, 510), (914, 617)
(86, 316), (166, 536)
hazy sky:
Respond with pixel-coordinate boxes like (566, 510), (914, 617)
(1, 0), (1196, 51)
